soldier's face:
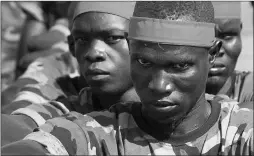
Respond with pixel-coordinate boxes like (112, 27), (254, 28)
(130, 41), (210, 123)
(71, 13), (132, 95)
(207, 19), (242, 89)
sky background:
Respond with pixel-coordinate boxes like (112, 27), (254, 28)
(235, 2), (253, 71)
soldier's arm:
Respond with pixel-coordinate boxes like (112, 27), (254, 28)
(2, 52), (78, 112)
(2, 59), (63, 110)
(2, 114), (37, 146)
(1, 99), (76, 147)
(27, 19), (70, 52)
(2, 140), (50, 155)
(1, 111), (110, 155)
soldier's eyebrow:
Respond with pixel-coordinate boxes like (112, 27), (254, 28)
(132, 48), (197, 65)
(71, 28), (127, 37)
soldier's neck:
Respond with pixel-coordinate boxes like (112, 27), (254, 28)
(206, 75), (233, 96)
(143, 93), (211, 138)
(172, 94), (211, 136)
(217, 76), (233, 96)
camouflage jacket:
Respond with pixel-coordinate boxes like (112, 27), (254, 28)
(1, 51), (83, 146)
(2, 95), (253, 155)
(1, 87), (100, 146)
(1, 1), (44, 91)
(1, 51), (80, 109)
(1, 72), (105, 147)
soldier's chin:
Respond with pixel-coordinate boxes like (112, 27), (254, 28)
(207, 75), (226, 86)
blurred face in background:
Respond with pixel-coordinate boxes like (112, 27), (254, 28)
(206, 19), (242, 94)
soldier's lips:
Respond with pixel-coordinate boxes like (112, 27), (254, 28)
(150, 101), (178, 112)
(85, 69), (110, 81)
(209, 64), (226, 75)
(87, 74), (110, 81)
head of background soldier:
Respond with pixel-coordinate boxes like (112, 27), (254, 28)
(206, 2), (242, 95)
(67, 2), (76, 55)
(68, 2), (136, 96)
(128, 1), (221, 124)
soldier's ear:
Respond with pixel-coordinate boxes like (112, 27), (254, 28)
(208, 40), (222, 64)
(67, 35), (75, 57)
(124, 32), (130, 48)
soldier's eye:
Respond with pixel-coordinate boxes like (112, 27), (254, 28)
(218, 32), (237, 41)
(172, 63), (190, 71)
(105, 35), (125, 44)
(74, 37), (88, 45)
(137, 58), (152, 67)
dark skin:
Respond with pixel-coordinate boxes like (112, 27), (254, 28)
(71, 12), (140, 109)
(130, 39), (221, 137)
(206, 19), (242, 95)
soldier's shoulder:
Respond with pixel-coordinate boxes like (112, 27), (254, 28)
(206, 93), (238, 104)
(220, 98), (253, 127)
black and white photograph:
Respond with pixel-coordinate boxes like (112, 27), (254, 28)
(1, 1), (253, 155)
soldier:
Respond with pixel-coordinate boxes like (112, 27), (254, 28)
(2, 2), (253, 155)
(206, 2), (253, 103)
(2, 1), (139, 146)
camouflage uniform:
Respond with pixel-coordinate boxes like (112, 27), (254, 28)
(2, 95), (253, 155)
(1, 2), (44, 91)
(2, 4), (74, 107)
(1, 51), (80, 109)
(2, 1), (136, 146)
(1, 86), (105, 146)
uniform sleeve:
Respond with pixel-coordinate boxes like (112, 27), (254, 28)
(2, 53), (79, 114)
(223, 104), (253, 155)
(2, 59), (65, 112)
(1, 111), (118, 155)
(2, 140), (50, 155)
(1, 100), (71, 147)
(1, 113), (82, 155)
(27, 27), (68, 51)
(1, 114), (37, 146)
(1, 77), (38, 108)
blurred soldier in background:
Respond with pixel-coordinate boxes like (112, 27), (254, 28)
(1, 1), (78, 107)
(1, 1), (45, 91)
(206, 2), (253, 103)
(15, 1), (72, 78)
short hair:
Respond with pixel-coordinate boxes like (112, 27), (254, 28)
(133, 1), (214, 23)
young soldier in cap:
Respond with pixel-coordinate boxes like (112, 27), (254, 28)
(206, 2), (253, 103)
(2, 1), (138, 113)
(1, 1), (139, 146)
(2, 2), (253, 155)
